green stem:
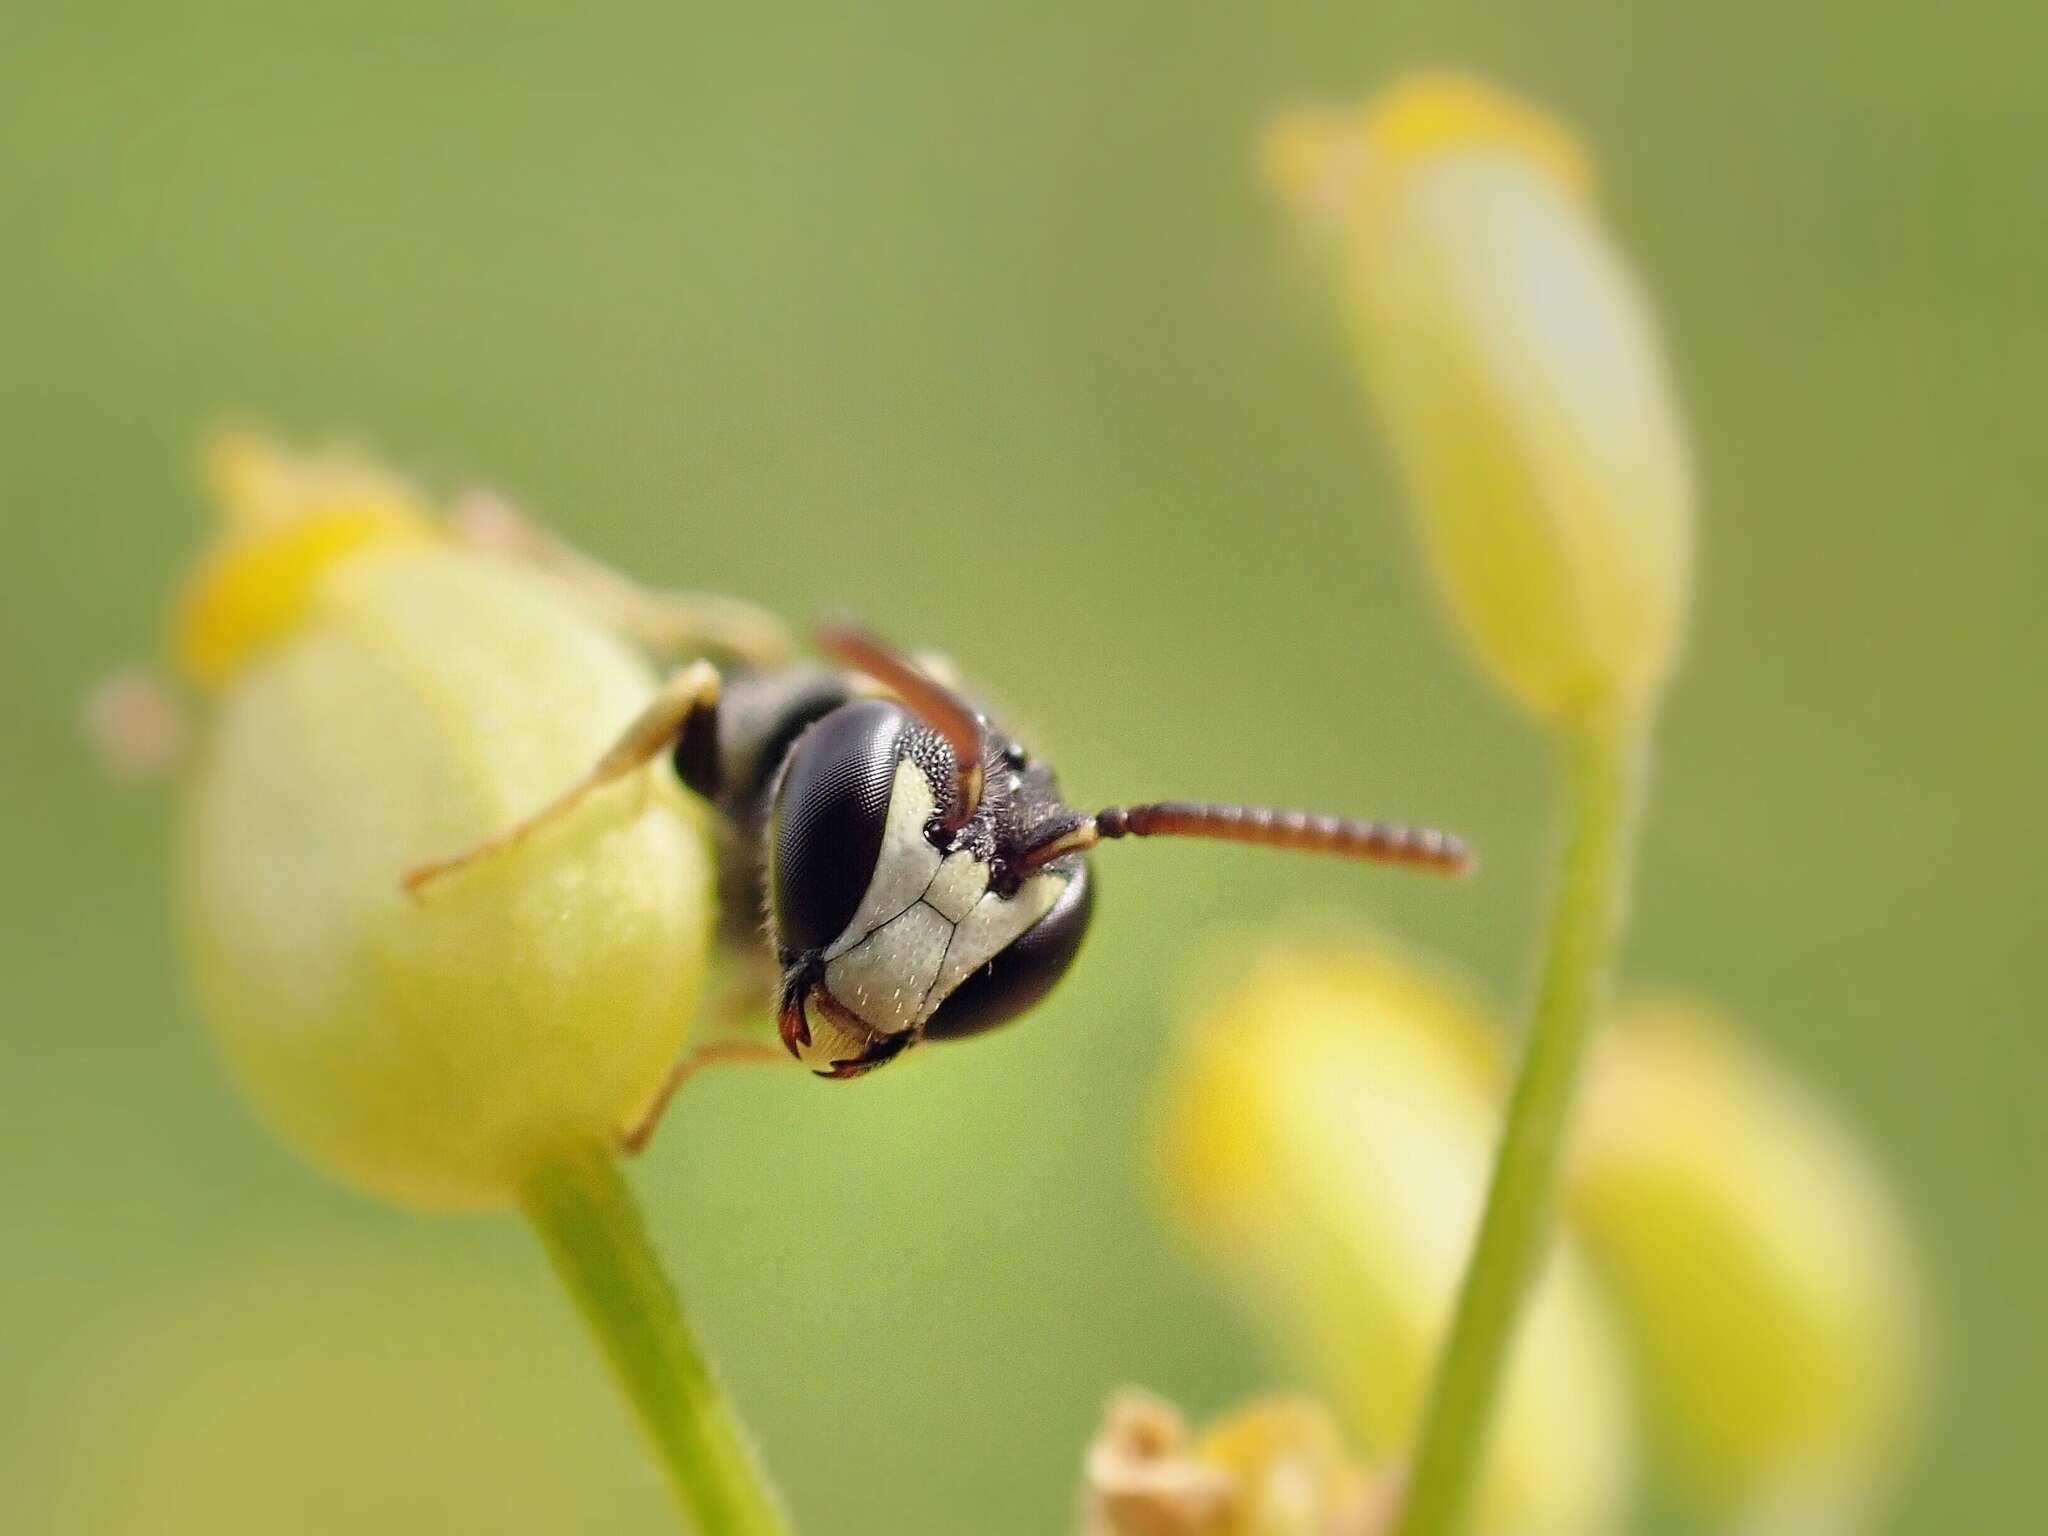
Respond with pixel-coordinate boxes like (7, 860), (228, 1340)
(521, 1140), (790, 1536)
(1395, 708), (1651, 1536)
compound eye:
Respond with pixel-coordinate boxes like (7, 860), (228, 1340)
(922, 863), (1095, 1041)
(769, 698), (912, 954)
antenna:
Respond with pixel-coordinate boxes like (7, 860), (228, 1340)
(816, 620), (986, 833)
(1017, 801), (1473, 876)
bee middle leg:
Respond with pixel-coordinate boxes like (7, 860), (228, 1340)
(450, 493), (795, 668)
(618, 1038), (790, 1154)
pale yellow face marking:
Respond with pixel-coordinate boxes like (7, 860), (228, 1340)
(927, 874), (1064, 1005)
(924, 849), (991, 922)
(823, 903), (953, 1034)
(821, 758), (940, 964)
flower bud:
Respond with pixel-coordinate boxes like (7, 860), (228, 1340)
(1267, 73), (1695, 725)
(173, 436), (712, 1208)
(1569, 1002), (1932, 1528)
(1152, 949), (1634, 1535)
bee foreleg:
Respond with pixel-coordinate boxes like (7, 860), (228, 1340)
(400, 659), (722, 898)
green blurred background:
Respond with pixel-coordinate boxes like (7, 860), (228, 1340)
(3, 2), (2039, 1530)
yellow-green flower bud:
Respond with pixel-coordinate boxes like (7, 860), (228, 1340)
(173, 436), (712, 1208)
(1570, 1002), (1932, 1528)
(1267, 73), (1695, 725)
(1153, 949), (1634, 1535)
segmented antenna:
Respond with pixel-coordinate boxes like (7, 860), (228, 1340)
(814, 622), (1474, 880)
(1018, 802), (1473, 876)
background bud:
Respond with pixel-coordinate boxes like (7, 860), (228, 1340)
(1570, 1002), (1933, 1528)
(1268, 73), (1695, 724)
(1153, 950), (1634, 1535)
(176, 441), (713, 1208)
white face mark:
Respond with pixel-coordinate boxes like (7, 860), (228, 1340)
(819, 756), (1066, 1035)
(822, 760), (941, 963)
(821, 901), (952, 1033)
(928, 874), (1063, 1001)
(924, 849), (989, 921)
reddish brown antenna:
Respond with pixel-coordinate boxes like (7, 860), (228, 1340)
(816, 620), (986, 833)
(1017, 801), (1473, 877)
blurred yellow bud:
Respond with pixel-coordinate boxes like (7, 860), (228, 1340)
(1154, 950), (1634, 1535)
(175, 430), (438, 686)
(175, 436), (712, 1208)
(1267, 73), (1695, 725)
(1570, 1002), (1932, 1528)
(1082, 1388), (1386, 1536)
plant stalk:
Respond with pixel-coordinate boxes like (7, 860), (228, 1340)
(1395, 708), (1651, 1536)
(521, 1139), (790, 1536)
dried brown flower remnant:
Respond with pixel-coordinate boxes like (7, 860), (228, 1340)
(86, 668), (189, 779)
(1085, 1392), (1236, 1536)
(1083, 1389), (1387, 1536)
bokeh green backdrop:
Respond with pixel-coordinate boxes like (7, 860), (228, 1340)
(3, 3), (2040, 1531)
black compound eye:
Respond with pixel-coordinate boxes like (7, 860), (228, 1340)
(922, 862), (1095, 1041)
(769, 699), (912, 955)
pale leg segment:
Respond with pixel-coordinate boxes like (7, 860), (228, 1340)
(450, 494), (795, 667)
(401, 659), (723, 897)
(618, 1039), (789, 1153)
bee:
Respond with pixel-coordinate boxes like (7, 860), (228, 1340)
(405, 511), (1471, 1138)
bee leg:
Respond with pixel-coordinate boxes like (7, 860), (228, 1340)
(619, 1039), (789, 1153)
(401, 659), (722, 898)
(449, 492), (795, 668)
(623, 589), (797, 671)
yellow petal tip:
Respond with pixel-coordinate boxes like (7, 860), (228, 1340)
(174, 431), (440, 688)
(1264, 70), (1594, 216)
